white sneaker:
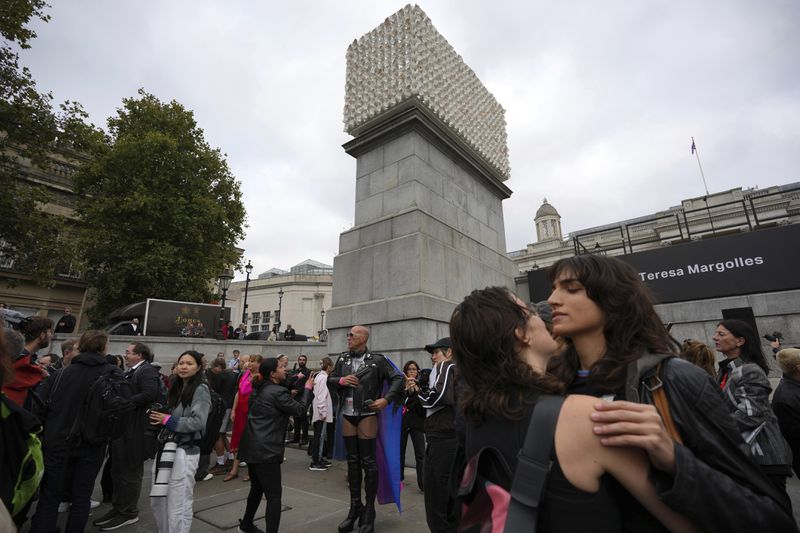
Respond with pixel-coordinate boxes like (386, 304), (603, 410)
(58, 502), (71, 513)
(202, 472), (214, 481)
(239, 461), (247, 467)
(90, 499), (101, 509)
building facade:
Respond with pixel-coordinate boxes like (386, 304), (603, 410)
(0, 147), (90, 328)
(226, 259), (332, 339)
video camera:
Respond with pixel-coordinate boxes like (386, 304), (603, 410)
(763, 331), (784, 342)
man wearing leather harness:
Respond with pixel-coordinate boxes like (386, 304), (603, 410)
(329, 325), (403, 533)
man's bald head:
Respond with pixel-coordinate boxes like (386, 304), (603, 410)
(347, 325), (369, 353)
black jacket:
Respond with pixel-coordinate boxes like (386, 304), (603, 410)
(328, 350), (404, 415)
(117, 361), (160, 465)
(418, 360), (457, 439)
(627, 354), (797, 532)
(238, 381), (312, 464)
(37, 352), (118, 452)
(772, 375), (800, 476)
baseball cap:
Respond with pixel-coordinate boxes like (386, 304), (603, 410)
(424, 337), (452, 353)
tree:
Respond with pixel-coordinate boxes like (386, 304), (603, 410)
(73, 90), (247, 325)
(0, 0), (105, 283)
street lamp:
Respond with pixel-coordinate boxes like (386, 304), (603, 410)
(277, 287), (284, 335)
(217, 268), (234, 339)
(320, 308), (325, 333)
(242, 260), (253, 324)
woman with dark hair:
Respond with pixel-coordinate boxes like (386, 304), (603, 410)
(148, 350), (210, 533)
(226, 354), (263, 481)
(546, 254), (796, 531)
(713, 319), (792, 488)
(400, 360), (425, 491)
(453, 287), (694, 532)
(236, 357), (314, 533)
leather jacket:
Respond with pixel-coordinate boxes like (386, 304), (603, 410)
(718, 357), (792, 467)
(238, 380), (311, 464)
(626, 353), (797, 532)
(328, 350), (403, 416)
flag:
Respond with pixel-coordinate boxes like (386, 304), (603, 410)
(691, 138), (696, 154)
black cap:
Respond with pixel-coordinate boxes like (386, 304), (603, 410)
(424, 337), (452, 354)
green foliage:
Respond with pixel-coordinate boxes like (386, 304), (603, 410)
(73, 90), (247, 325)
(0, 0), (104, 284)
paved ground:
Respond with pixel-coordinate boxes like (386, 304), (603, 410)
(32, 443), (427, 532)
(26, 444), (800, 531)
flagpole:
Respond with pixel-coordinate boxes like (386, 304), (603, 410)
(691, 136), (715, 234)
(692, 136), (710, 196)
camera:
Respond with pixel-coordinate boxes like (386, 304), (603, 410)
(150, 441), (178, 498)
(764, 332), (784, 342)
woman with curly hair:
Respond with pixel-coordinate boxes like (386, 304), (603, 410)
(546, 254), (795, 531)
(453, 287), (694, 532)
(713, 319), (792, 488)
(679, 339), (716, 379)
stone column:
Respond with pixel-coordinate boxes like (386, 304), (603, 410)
(327, 6), (518, 364)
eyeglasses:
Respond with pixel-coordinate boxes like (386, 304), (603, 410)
(347, 332), (359, 338)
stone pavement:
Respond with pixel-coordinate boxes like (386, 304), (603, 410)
(39, 443), (428, 532)
(29, 444), (800, 531)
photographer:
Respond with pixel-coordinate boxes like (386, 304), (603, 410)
(148, 350), (210, 533)
(765, 331), (784, 357)
(400, 360), (425, 491)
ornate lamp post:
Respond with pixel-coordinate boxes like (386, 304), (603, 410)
(320, 308), (325, 333)
(242, 260), (253, 324)
(277, 287), (284, 335)
(217, 268), (234, 338)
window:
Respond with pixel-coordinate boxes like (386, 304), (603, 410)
(274, 310), (280, 324)
(252, 312), (261, 325)
(261, 325), (271, 332)
(263, 310), (271, 324)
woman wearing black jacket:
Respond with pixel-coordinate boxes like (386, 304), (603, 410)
(400, 360), (425, 491)
(236, 357), (313, 533)
(546, 254), (796, 532)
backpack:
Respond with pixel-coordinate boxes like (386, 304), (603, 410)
(0, 394), (44, 520)
(199, 388), (225, 455)
(458, 395), (564, 533)
(67, 366), (135, 447)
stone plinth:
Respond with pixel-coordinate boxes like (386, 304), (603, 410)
(327, 101), (517, 364)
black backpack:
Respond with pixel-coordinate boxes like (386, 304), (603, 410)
(67, 366), (135, 447)
(458, 395), (564, 533)
(199, 388), (226, 455)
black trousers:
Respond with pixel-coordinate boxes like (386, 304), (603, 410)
(311, 420), (328, 462)
(423, 436), (459, 533)
(31, 445), (105, 533)
(401, 421), (425, 490)
(293, 414), (309, 442)
(110, 439), (145, 517)
(242, 462), (283, 533)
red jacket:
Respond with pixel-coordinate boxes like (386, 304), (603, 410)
(2, 355), (44, 407)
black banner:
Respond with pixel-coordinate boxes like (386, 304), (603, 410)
(143, 299), (231, 337)
(527, 223), (800, 304)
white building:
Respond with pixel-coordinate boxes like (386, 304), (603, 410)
(511, 182), (800, 274)
(226, 259), (332, 339)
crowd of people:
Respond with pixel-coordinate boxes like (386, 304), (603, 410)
(1, 254), (799, 532)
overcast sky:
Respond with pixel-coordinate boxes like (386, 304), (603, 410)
(22, 1), (800, 279)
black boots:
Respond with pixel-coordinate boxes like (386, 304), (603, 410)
(339, 437), (363, 533)
(359, 438), (378, 533)
(338, 499), (364, 533)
